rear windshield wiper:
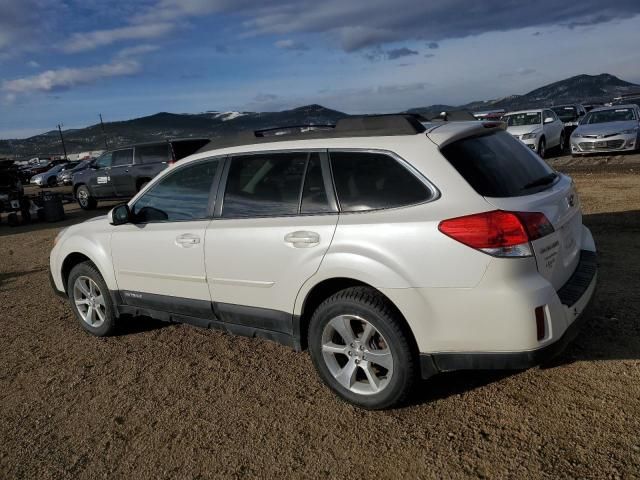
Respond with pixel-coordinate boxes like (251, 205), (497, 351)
(521, 172), (558, 191)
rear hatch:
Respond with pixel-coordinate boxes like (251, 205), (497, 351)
(438, 129), (582, 290)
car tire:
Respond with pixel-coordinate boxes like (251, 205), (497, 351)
(76, 185), (97, 210)
(559, 132), (566, 152)
(308, 287), (417, 410)
(47, 177), (56, 187)
(67, 261), (116, 336)
(538, 137), (546, 158)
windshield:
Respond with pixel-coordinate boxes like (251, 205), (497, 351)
(72, 160), (90, 171)
(47, 164), (65, 174)
(504, 112), (541, 126)
(583, 108), (636, 124)
(552, 106), (578, 122)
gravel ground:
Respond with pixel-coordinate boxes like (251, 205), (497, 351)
(1, 153), (639, 479)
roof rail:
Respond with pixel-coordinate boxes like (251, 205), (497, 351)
(254, 124), (336, 137)
(196, 114), (428, 153)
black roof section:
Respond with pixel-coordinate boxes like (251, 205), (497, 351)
(196, 114), (428, 153)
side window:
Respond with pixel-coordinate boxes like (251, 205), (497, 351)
(136, 144), (169, 164)
(112, 149), (133, 167)
(95, 153), (112, 169)
(301, 152), (333, 214)
(131, 159), (219, 223)
(330, 151), (431, 212)
(222, 152), (307, 218)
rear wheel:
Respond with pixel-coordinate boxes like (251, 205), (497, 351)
(559, 132), (566, 152)
(47, 176), (56, 187)
(538, 137), (546, 158)
(67, 262), (116, 336)
(308, 287), (417, 409)
(76, 185), (97, 210)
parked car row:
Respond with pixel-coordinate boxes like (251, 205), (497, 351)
(501, 103), (640, 157)
(72, 138), (208, 210)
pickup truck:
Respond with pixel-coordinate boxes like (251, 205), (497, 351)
(72, 138), (209, 210)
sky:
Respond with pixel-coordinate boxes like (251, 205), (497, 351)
(1, 0), (639, 139)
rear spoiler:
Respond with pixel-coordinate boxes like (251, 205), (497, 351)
(426, 121), (506, 148)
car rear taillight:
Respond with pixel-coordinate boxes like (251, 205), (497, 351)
(438, 210), (554, 257)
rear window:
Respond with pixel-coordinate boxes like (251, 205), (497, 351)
(440, 131), (556, 197)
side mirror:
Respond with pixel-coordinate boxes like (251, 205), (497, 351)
(543, 117), (554, 124)
(108, 203), (131, 225)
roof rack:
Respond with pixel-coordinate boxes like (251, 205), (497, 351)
(196, 114), (427, 153)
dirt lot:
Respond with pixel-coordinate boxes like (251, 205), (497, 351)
(1, 153), (639, 479)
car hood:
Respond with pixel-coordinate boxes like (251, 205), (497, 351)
(506, 125), (541, 136)
(84, 215), (108, 224)
(574, 120), (638, 136)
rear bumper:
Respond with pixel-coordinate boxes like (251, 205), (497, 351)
(419, 249), (597, 378)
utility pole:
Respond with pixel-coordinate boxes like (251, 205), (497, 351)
(57, 124), (68, 160)
(99, 114), (108, 149)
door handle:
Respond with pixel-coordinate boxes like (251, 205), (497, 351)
(284, 231), (320, 248)
(175, 234), (201, 248)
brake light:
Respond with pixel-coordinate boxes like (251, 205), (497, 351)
(438, 210), (554, 257)
(515, 211), (554, 240)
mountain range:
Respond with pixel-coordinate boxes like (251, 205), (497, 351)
(1, 73), (638, 158)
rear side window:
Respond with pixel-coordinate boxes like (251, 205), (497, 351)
(112, 149), (133, 166)
(223, 152), (307, 218)
(136, 144), (169, 164)
(131, 159), (219, 222)
(330, 151), (430, 212)
(440, 131), (556, 197)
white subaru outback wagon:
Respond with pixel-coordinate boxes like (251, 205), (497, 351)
(50, 115), (597, 409)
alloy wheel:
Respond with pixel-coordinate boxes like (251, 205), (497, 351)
(73, 276), (106, 327)
(321, 314), (394, 395)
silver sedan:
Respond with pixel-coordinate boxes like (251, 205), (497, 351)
(570, 104), (640, 156)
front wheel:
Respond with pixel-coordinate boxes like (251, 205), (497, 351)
(308, 287), (417, 409)
(67, 262), (116, 336)
(76, 185), (97, 210)
(559, 132), (566, 152)
(47, 177), (57, 187)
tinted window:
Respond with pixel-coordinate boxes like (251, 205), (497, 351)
(440, 131), (556, 197)
(330, 152), (430, 212)
(504, 112), (541, 126)
(223, 152), (307, 218)
(136, 144), (169, 164)
(95, 153), (112, 169)
(552, 106), (578, 122)
(131, 159), (219, 222)
(112, 149), (133, 166)
(301, 153), (333, 214)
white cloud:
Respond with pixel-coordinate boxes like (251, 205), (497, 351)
(116, 44), (161, 58)
(27, 60), (40, 68)
(275, 39), (309, 51)
(62, 23), (174, 53)
(2, 60), (141, 94)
